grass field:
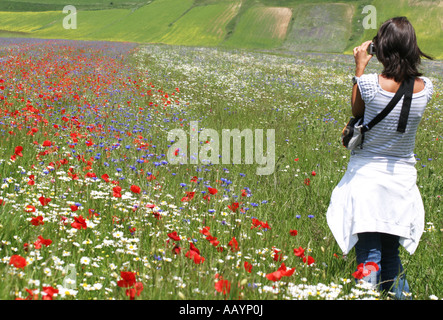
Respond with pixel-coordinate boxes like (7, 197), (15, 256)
(0, 0), (441, 59)
(0, 38), (441, 301)
(282, 2), (355, 53)
(223, 5), (293, 49)
(159, 1), (241, 46)
(0, 0), (441, 303)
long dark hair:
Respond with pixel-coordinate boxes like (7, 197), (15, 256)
(373, 16), (433, 83)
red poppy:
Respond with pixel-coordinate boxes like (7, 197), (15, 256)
(293, 246), (305, 257)
(25, 205), (36, 213)
(71, 215), (87, 229)
(304, 178), (310, 186)
(42, 140), (52, 147)
(215, 279), (231, 295)
(289, 229), (298, 236)
(352, 262), (380, 280)
(117, 271), (136, 288)
(9, 255), (27, 269)
(172, 244), (182, 255)
(70, 205), (78, 211)
(126, 282), (143, 300)
(181, 191), (195, 202)
(303, 255), (315, 266)
(167, 231), (180, 241)
(189, 242), (200, 255)
(260, 221), (271, 229)
(200, 226), (211, 236)
(42, 286), (59, 300)
(244, 261), (253, 273)
(251, 218), (271, 230)
(311, 171), (317, 176)
(185, 249), (205, 264)
(228, 237), (239, 252)
(266, 263), (295, 282)
(185, 243), (205, 264)
(130, 185), (141, 194)
(208, 187), (218, 195)
(113, 186), (122, 198)
(14, 146), (23, 157)
(30, 216), (44, 226)
(38, 196), (51, 206)
(206, 235), (220, 247)
(18, 288), (38, 300)
(101, 173), (110, 182)
(228, 202), (239, 212)
(273, 249), (283, 261)
(34, 235), (52, 249)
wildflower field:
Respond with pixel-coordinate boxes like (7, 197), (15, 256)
(0, 38), (441, 301)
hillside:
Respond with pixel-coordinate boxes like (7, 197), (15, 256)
(0, 0), (442, 59)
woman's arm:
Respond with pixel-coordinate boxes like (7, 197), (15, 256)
(351, 41), (373, 117)
(351, 79), (365, 117)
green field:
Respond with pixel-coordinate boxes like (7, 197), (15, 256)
(223, 4), (293, 49)
(283, 2), (355, 53)
(344, 0), (443, 58)
(0, 0), (441, 59)
(159, 1), (241, 46)
(0, 39), (441, 301)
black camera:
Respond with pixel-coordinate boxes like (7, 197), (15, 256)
(367, 42), (376, 55)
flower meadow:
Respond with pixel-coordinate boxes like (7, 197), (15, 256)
(0, 38), (441, 301)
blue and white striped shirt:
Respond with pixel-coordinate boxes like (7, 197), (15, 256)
(353, 73), (433, 159)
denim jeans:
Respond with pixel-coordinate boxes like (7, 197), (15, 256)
(355, 232), (411, 299)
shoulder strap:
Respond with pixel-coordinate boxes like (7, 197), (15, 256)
(397, 77), (414, 133)
(361, 77), (414, 133)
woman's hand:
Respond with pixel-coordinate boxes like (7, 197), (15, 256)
(353, 40), (373, 76)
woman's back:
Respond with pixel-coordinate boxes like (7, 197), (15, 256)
(354, 73), (433, 159)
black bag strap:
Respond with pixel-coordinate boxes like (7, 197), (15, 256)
(397, 77), (414, 133)
(361, 77), (414, 134)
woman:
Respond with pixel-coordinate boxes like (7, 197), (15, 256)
(326, 17), (434, 299)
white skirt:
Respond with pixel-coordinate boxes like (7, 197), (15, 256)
(326, 154), (425, 255)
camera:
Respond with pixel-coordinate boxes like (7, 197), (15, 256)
(367, 42), (376, 55)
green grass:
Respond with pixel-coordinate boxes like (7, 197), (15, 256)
(282, 2), (355, 53)
(223, 4), (292, 49)
(88, 0), (194, 43)
(160, 1), (241, 46)
(0, 11), (61, 33)
(32, 9), (132, 40)
(0, 0), (441, 59)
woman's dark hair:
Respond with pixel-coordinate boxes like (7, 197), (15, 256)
(373, 16), (433, 83)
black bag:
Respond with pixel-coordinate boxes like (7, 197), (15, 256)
(341, 77), (414, 150)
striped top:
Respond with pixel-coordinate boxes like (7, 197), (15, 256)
(353, 73), (433, 160)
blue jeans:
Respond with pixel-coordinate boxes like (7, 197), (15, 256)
(355, 232), (411, 300)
